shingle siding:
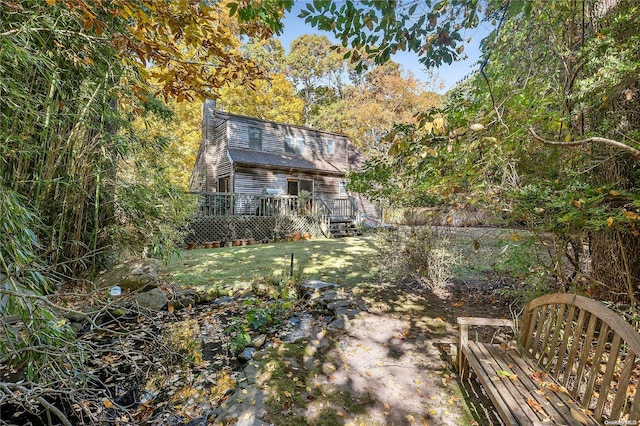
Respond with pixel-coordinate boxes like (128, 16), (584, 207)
(189, 102), (380, 219)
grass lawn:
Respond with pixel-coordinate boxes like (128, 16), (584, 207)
(162, 236), (381, 297)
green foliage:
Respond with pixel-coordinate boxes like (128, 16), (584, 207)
(0, 186), (80, 382)
(225, 276), (297, 354)
(300, 0), (526, 71)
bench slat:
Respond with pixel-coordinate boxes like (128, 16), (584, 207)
(572, 313), (600, 399)
(561, 308), (587, 387)
(459, 294), (640, 424)
(465, 342), (600, 425)
(595, 333), (621, 418)
(610, 350), (637, 419)
(542, 303), (566, 371)
(551, 304), (577, 381)
(497, 345), (588, 426)
(582, 321), (610, 408)
(462, 343), (532, 425)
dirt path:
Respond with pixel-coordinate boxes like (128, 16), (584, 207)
(316, 311), (466, 425)
(214, 278), (512, 425)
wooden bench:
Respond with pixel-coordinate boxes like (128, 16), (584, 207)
(457, 293), (640, 425)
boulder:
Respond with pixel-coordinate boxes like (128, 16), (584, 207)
(96, 259), (160, 292)
(238, 347), (257, 361)
(136, 288), (167, 311)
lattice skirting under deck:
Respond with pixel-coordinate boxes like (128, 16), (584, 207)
(185, 215), (330, 244)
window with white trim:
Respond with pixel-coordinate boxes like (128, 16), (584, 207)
(325, 139), (334, 155)
(249, 126), (262, 150)
(339, 180), (347, 196)
(285, 135), (306, 155)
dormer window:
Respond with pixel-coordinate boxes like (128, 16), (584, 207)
(325, 139), (335, 155)
(249, 126), (262, 150)
(285, 135), (306, 155)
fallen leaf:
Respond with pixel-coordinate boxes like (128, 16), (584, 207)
(570, 406), (589, 425)
(103, 399), (114, 408)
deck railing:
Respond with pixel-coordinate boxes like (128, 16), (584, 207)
(190, 192), (355, 219)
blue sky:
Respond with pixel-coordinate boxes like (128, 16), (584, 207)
(277, 2), (492, 94)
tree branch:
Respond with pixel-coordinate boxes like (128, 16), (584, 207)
(528, 128), (640, 159)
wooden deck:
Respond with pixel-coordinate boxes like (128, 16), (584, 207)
(190, 192), (358, 221)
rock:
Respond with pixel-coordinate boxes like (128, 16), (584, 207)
(64, 310), (88, 322)
(327, 318), (346, 331)
(170, 294), (196, 311)
(299, 279), (339, 291)
(136, 288), (167, 311)
(69, 321), (84, 334)
(334, 307), (360, 319)
(327, 300), (350, 310)
(96, 259), (160, 292)
(249, 334), (266, 348)
(283, 314), (315, 342)
(321, 362), (337, 375)
(321, 290), (342, 302)
(239, 347), (256, 361)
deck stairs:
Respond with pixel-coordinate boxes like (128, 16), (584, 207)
(321, 198), (362, 238)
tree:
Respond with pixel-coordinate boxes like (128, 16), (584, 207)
(218, 39), (304, 124)
(286, 34), (346, 123)
(296, 0), (640, 307)
(0, 2), (289, 420)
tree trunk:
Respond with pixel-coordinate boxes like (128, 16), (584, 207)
(589, 230), (640, 309)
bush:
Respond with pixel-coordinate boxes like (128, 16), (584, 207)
(373, 226), (458, 292)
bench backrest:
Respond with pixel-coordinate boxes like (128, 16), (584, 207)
(520, 293), (640, 422)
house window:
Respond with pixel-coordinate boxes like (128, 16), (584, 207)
(287, 179), (313, 196)
(325, 139), (334, 155)
(249, 126), (262, 150)
(339, 180), (347, 196)
(285, 135), (306, 155)
(217, 176), (230, 193)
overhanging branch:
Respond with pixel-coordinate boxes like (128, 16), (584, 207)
(528, 128), (640, 159)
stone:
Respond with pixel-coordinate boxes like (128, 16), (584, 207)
(283, 314), (315, 342)
(96, 259), (160, 292)
(69, 321), (84, 334)
(249, 334), (267, 348)
(327, 318), (346, 331)
(334, 307), (360, 319)
(299, 279), (339, 291)
(170, 294), (196, 311)
(326, 300), (350, 310)
(321, 290), (342, 302)
(136, 288), (167, 311)
(321, 362), (337, 375)
(238, 347), (256, 361)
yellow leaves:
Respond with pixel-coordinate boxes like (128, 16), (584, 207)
(46, 0), (56, 5)
(572, 198), (584, 208)
(526, 397), (544, 413)
(623, 211), (640, 220)
(607, 217), (614, 227)
(570, 405), (591, 425)
(104, 398), (114, 408)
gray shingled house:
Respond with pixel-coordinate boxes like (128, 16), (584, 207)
(188, 100), (379, 241)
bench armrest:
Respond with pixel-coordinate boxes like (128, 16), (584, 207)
(457, 317), (515, 377)
(457, 317), (514, 327)
(458, 317), (514, 346)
